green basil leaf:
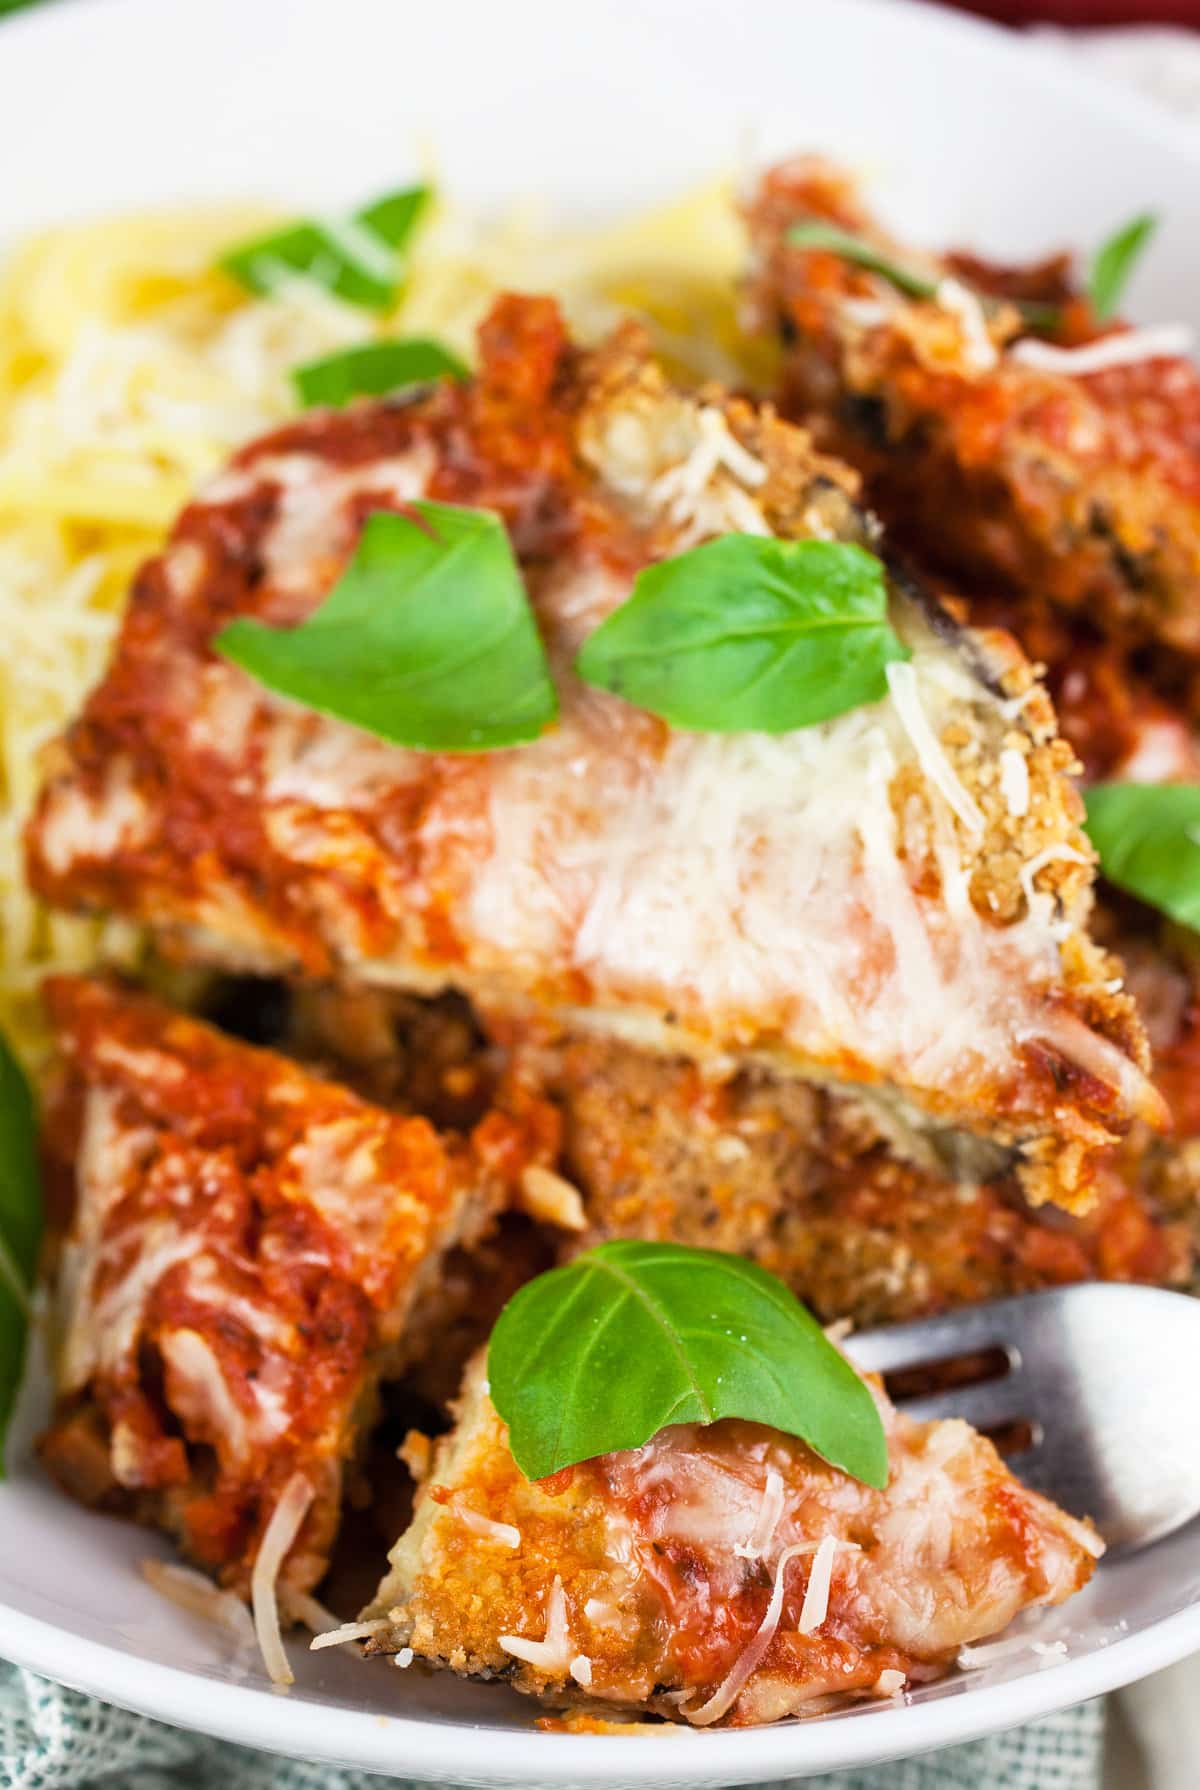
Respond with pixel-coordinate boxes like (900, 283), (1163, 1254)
(292, 338), (468, 408)
(488, 1240), (888, 1489)
(1084, 782), (1200, 929)
(575, 535), (908, 733)
(220, 184), (431, 311)
(0, 1029), (41, 1476)
(787, 220), (938, 301)
(1088, 212), (1158, 322)
(355, 187), (432, 250)
(216, 500), (558, 751)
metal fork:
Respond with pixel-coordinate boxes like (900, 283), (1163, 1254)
(843, 1284), (1200, 1558)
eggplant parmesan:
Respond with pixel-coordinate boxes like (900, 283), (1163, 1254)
(361, 1351), (1102, 1725)
(37, 974), (552, 1661)
(745, 157), (1200, 664)
(25, 296), (1161, 1210)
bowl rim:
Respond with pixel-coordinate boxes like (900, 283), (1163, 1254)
(3, 1585), (1199, 1783)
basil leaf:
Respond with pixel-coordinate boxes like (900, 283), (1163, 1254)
(216, 501), (558, 751)
(575, 535), (908, 733)
(488, 1240), (887, 1489)
(0, 1029), (41, 1476)
(1088, 212), (1158, 321)
(292, 338), (468, 408)
(355, 187), (431, 251)
(787, 220), (938, 301)
(220, 184), (431, 311)
(1084, 782), (1200, 929)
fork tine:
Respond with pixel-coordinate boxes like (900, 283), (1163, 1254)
(886, 1378), (1025, 1432)
(843, 1296), (1031, 1378)
(846, 1285), (1200, 1554)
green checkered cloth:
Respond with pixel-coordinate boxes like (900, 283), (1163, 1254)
(0, 1662), (1105, 1789)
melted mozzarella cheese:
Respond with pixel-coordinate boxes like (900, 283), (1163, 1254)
(464, 602), (1064, 1097)
(256, 447), (435, 595)
(159, 1327), (256, 1460)
(37, 760), (149, 876)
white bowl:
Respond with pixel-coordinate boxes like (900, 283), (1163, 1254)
(2, 0), (1199, 1780)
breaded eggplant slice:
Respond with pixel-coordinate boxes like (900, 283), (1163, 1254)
(280, 983), (1199, 1326)
(498, 1023), (1196, 1324)
(746, 157), (1200, 659)
(37, 975), (551, 1598)
(361, 1352), (1100, 1726)
(26, 295), (1159, 1210)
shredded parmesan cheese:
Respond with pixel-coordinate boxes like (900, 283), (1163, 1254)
(681, 1542), (814, 1727)
(999, 747), (1030, 819)
(309, 1619), (388, 1652)
(1009, 324), (1194, 375)
(498, 1575), (573, 1675)
(1034, 1005), (1161, 1124)
(885, 661), (985, 833)
(734, 1466), (786, 1559)
(1058, 1511), (1106, 1560)
(280, 1587), (340, 1634)
(250, 1472), (314, 1687)
(569, 1653), (594, 1687)
(449, 1499), (521, 1550)
(935, 278), (999, 374)
(797, 1533), (839, 1634)
(958, 1635), (1027, 1669)
(141, 1559), (255, 1648)
(874, 1668), (907, 1697)
(395, 1646), (415, 1668)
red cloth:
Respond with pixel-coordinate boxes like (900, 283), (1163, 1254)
(943, 1), (1200, 23)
